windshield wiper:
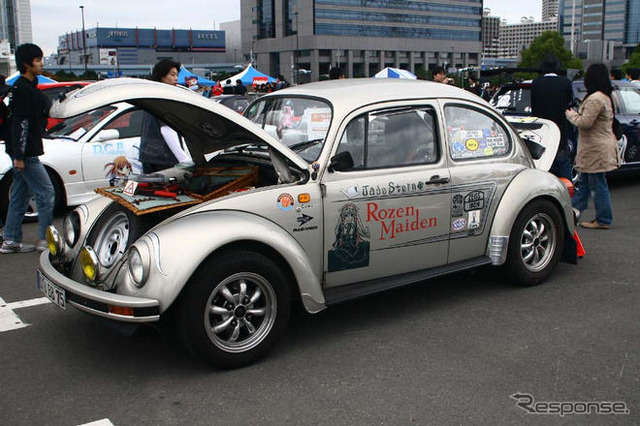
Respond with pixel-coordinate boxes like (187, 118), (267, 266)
(289, 138), (323, 152)
(224, 143), (268, 154)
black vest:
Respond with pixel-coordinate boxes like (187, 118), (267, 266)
(139, 111), (178, 169)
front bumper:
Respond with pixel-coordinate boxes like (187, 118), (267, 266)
(38, 251), (161, 323)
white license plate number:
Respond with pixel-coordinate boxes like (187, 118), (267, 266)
(37, 271), (66, 310)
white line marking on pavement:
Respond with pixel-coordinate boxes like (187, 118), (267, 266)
(78, 419), (115, 426)
(0, 296), (51, 332)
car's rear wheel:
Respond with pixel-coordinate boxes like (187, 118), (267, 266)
(86, 203), (143, 270)
(505, 200), (565, 286)
(178, 251), (291, 369)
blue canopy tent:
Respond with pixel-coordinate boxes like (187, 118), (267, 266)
(373, 67), (417, 79)
(177, 66), (216, 86)
(227, 65), (276, 86)
(6, 72), (56, 85)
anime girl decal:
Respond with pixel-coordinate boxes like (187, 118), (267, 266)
(328, 202), (371, 272)
(104, 156), (132, 186)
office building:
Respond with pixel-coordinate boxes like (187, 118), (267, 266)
(482, 8), (501, 59)
(558, 0), (629, 62)
(0, 0), (32, 49)
(543, 0), (559, 21)
(499, 17), (559, 60)
(57, 27), (226, 68)
(241, 0), (483, 82)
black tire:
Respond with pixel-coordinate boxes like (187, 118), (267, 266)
(86, 202), (144, 270)
(504, 199), (565, 286)
(0, 169), (63, 223)
(178, 250), (291, 369)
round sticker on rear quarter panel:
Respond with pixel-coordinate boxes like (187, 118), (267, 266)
(277, 193), (295, 211)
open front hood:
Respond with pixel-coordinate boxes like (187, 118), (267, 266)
(49, 78), (309, 170)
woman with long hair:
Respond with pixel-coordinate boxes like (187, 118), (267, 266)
(139, 59), (191, 173)
(565, 63), (619, 229)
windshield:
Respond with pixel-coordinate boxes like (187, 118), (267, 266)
(245, 96), (332, 162)
(47, 106), (116, 140)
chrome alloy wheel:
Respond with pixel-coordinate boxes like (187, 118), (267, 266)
(93, 212), (130, 269)
(204, 272), (277, 353)
(519, 213), (557, 273)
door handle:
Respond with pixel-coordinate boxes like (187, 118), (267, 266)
(426, 175), (450, 185)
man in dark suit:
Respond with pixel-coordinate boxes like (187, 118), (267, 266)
(531, 53), (574, 179)
(222, 79), (235, 95)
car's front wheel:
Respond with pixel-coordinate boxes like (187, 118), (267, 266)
(505, 199), (565, 286)
(178, 251), (291, 369)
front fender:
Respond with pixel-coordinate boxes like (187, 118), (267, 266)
(118, 210), (326, 314)
(487, 169), (574, 264)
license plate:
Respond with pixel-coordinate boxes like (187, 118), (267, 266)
(37, 270), (66, 310)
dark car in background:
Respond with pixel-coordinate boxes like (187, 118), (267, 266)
(491, 80), (640, 169)
(212, 94), (249, 114)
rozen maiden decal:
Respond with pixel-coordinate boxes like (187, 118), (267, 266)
(328, 203), (371, 272)
(366, 202), (437, 240)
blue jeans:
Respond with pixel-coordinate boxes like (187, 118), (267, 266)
(572, 172), (613, 225)
(4, 157), (54, 241)
(549, 149), (573, 180)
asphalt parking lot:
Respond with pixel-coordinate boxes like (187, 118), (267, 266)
(1, 174), (639, 425)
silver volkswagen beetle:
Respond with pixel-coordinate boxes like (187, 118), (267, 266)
(38, 78), (578, 368)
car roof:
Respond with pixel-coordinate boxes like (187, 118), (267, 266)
(265, 79), (484, 116)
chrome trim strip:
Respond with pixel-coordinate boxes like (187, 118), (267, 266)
(66, 300), (159, 323)
(147, 232), (167, 276)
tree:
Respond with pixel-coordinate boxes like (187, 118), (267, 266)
(622, 44), (640, 74)
(518, 31), (582, 71)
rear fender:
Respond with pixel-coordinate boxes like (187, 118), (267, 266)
(487, 169), (574, 265)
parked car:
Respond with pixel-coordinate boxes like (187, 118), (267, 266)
(491, 80), (640, 169)
(212, 94), (249, 114)
(39, 78), (577, 369)
(0, 102), (143, 221)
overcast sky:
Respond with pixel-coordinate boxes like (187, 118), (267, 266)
(31, 0), (542, 56)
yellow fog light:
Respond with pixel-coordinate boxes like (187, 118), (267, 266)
(46, 226), (63, 257)
(80, 246), (100, 284)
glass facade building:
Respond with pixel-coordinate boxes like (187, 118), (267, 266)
(243, 0), (482, 82)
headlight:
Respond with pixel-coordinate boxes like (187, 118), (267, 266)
(45, 226), (63, 257)
(127, 246), (149, 288)
(63, 211), (81, 247)
(80, 246), (100, 284)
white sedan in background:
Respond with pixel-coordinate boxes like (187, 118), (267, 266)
(0, 102), (143, 221)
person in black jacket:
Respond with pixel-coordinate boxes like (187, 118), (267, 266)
(1, 44), (53, 253)
(139, 59), (191, 174)
(531, 53), (574, 179)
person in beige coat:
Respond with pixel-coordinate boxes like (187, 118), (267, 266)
(565, 63), (618, 229)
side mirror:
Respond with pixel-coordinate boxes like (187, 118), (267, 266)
(94, 129), (119, 142)
(329, 151), (354, 172)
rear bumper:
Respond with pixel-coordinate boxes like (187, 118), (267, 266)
(38, 251), (160, 323)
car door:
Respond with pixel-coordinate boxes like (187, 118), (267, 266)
(81, 108), (143, 189)
(613, 87), (640, 164)
(322, 104), (451, 288)
(441, 101), (523, 263)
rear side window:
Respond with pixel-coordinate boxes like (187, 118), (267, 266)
(444, 105), (511, 160)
